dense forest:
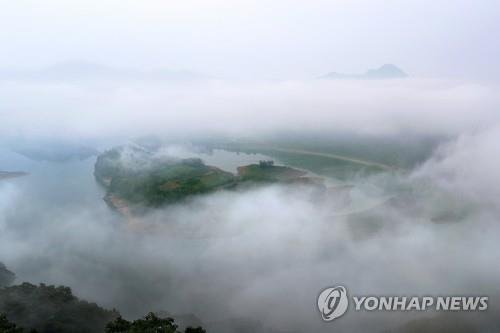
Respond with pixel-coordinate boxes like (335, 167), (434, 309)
(0, 263), (205, 333)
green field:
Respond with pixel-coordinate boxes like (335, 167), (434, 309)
(94, 146), (315, 212)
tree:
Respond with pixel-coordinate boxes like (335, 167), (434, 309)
(0, 283), (118, 333)
(0, 263), (15, 287)
(106, 312), (177, 333)
(105, 316), (132, 333)
(0, 313), (24, 333)
(130, 312), (177, 333)
(184, 327), (206, 333)
(105, 313), (206, 333)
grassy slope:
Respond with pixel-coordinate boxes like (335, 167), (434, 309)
(95, 147), (313, 210)
(106, 160), (236, 207)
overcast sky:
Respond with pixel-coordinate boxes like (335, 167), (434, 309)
(1, 0), (499, 80)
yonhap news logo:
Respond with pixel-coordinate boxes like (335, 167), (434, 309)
(317, 286), (349, 321)
(317, 285), (488, 322)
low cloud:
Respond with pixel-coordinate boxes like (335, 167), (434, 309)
(0, 78), (498, 142)
(1, 77), (500, 332)
(1, 126), (500, 331)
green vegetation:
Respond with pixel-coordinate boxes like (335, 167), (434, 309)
(244, 149), (380, 179)
(106, 159), (234, 207)
(0, 263), (208, 333)
(0, 282), (118, 333)
(0, 314), (24, 333)
(215, 144), (390, 179)
(237, 161), (306, 182)
(213, 132), (444, 177)
(0, 263), (15, 288)
(0, 284), (208, 333)
(105, 313), (206, 333)
(94, 146), (237, 210)
(95, 146), (314, 213)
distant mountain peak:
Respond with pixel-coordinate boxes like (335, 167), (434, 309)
(365, 64), (407, 78)
(321, 64), (408, 80)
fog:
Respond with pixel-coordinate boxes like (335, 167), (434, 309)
(2, 1), (500, 331)
(2, 1), (500, 80)
(1, 78), (498, 141)
(1, 71), (500, 332)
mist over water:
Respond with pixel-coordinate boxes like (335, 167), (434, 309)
(1, 121), (500, 332)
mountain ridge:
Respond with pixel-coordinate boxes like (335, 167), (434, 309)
(321, 64), (408, 80)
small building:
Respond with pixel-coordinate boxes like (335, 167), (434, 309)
(259, 160), (274, 168)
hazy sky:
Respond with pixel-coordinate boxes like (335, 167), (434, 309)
(1, 0), (499, 80)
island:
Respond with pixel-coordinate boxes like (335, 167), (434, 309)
(94, 146), (318, 215)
